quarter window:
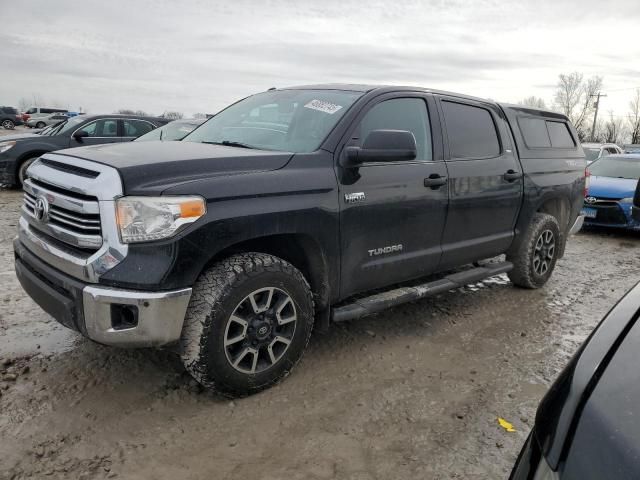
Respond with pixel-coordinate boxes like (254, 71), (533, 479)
(442, 101), (500, 159)
(518, 117), (576, 149)
(355, 98), (432, 161)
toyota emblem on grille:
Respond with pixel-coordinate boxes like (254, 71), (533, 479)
(33, 196), (50, 223)
(585, 196), (597, 204)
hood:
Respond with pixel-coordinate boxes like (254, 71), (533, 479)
(588, 175), (638, 199)
(0, 132), (41, 142)
(558, 299), (640, 478)
(533, 281), (640, 471)
(54, 141), (294, 195)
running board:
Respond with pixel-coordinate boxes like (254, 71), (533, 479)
(331, 261), (513, 323)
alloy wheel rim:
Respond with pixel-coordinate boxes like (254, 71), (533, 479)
(224, 287), (297, 374)
(532, 229), (555, 276)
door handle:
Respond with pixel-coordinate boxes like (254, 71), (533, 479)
(503, 170), (523, 182)
(424, 174), (447, 189)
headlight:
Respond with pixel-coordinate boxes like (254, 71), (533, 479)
(620, 197), (633, 204)
(533, 457), (560, 480)
(116, 196), (206, 243)
(0, 141), (16, 154)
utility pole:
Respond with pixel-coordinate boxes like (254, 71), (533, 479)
(590, 92), (607, 142)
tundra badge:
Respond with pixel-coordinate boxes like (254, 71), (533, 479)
(368, 244), (403, 257)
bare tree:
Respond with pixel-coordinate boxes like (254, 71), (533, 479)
(163, 111), (184, 120)
(17, 94), (45, 112)
(602, 112), (626, 144)
(116, 109), (149, 116)
(192, 112), (208, 119)
(554, 72), (603, 140)
(519, 96), (547, 109)
(628, 89), (640, 144)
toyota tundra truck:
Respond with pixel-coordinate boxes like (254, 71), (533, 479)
(14, 85), (586, 397)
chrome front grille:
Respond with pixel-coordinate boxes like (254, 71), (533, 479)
(22, 177), (103, 251)
(18, 153), (127, 283)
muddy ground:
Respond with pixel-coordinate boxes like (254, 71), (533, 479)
(0, 128), (638, 479)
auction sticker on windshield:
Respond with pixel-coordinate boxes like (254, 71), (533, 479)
(304, 100), (343, 115)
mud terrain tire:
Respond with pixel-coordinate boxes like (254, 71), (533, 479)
(180, 252), (314, 397)
(507, 213), (561, 289)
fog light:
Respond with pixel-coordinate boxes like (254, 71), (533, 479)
(110, 304), (139, 331)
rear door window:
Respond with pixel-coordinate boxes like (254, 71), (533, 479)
(441, 101), (500, 159)
(547, 121), (575, 148)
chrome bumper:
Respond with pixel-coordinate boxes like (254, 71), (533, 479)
(568, 215), (585, 235)
(83, 286), (192, 348)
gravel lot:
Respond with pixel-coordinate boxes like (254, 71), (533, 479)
(0, 126), (639, 479)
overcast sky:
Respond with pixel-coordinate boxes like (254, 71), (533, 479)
(1, 0), (639, 117)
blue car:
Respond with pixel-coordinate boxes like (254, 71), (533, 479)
(582, 154), (640, 230)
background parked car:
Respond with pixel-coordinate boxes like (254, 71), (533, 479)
(1, 106), (24, 130)
(581, 142), (624, 163)
(581, 154), (640, 230)
(24, 106), (68, 117)
(510, 282), (640, 480)
(135, 118), (206, 141)
(26, 113), (69, 129)
(0, 114), (169, 186)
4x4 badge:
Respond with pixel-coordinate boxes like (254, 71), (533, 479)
(344, 192), (365, 204)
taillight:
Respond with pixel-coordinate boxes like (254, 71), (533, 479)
(584, 168), (590, 197)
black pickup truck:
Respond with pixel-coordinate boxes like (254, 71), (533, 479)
(14, 85), (586, 397)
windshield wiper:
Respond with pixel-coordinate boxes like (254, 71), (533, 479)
(202, 140), (255, 149)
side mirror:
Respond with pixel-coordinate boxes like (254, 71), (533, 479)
(341, 130), (417, 167)
(73, 130), (89, 140)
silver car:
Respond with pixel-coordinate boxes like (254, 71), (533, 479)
(26, 113), (69, 129)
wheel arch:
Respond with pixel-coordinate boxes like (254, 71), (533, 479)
(202, 233), (331, 314)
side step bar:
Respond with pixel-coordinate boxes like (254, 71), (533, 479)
(331, 261), (513, 323)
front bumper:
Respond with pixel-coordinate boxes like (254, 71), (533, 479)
(14, 239), (192, 348)
(582, 202), (640, 230)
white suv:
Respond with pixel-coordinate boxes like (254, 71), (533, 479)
(582, 142), (624, 163)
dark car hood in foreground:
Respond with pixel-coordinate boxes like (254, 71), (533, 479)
(533, 281), (640, 473)
(54, 141), (294, 195)
(559, 308), (640, 478)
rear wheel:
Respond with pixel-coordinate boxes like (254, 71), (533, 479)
(180, 252), (314, 397)
(507, 213), (561, 289)
(2, 119), (15, 130)
(36, 121), (46, 128)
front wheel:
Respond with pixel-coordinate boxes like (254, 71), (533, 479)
(36, 122), (46, 128)
(507, 213), (561, 289)
(2, 119), (15, 130)
(180, 253), (314, 397)
(17, 157), (39, 186)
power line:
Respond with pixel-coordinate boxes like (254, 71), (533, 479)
(602, 86), (640, 93)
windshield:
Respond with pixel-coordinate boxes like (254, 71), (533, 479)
(589, 156), (640, 179)
(584, 148), (601, 161)
(48, 116), (86, 136)
(184, 89), (362, 152)
(136, 120), (203, 142)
